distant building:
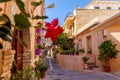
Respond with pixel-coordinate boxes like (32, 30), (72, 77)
(84, 0), (120, 10)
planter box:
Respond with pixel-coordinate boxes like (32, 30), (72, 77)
(56, 54), (84, 71)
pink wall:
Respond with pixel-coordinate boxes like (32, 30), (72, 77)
(106, 24), (120, 71)
(56, 54), (84, 71)
(91, 24), (120, 72)
(76, 23), (120, 72)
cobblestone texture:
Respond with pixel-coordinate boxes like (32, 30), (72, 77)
(42, 57), (120, 80)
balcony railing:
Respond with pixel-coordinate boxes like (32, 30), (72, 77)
(64, 12), (73, 21)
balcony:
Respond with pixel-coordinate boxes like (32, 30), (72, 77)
(64, 13), (75, 26)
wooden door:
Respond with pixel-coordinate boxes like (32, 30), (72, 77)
(12, 31), (23, 73)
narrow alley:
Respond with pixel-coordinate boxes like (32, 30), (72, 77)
(43, 57), (120, 80)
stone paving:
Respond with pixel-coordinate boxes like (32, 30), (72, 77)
(42, 58), (120, 80)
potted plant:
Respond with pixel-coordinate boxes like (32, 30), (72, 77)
(82, 56), (89, 63)
(79, 48), (85, 55)
(34, 59), (49, 79)
(82, 56), (89, 69)
(98, 40), (119, 72)
(69, 47), (75, 55)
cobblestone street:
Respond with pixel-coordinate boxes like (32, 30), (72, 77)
(43, 57), (120, 80)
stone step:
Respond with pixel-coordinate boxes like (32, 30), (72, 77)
(92, 67), (103, 72)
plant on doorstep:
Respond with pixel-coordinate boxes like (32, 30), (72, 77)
(76, 48), (85, 55)
(98, 40), (119, 72)
(82, 56), (89, 69)
(82, 56), (89, 63)
(34, 58), (49, 79)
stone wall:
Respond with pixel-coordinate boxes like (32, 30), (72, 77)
(0, 50), (15, 80)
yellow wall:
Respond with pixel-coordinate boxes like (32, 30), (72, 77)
(74, 9), (120, 33)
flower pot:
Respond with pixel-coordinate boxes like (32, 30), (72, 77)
(84, 63), (88, 69)
(36, 49), (41, 55)
(103, 65), (111, 72)
(36, 28), (41, 33)
(40, 71), (46, 79)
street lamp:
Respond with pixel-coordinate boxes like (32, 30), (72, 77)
(41, 3), (55, 47)
(45, 4), (55, 9)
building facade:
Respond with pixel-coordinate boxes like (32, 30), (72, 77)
(85, 0), (120, 10)
(64, 0), (120, 72)
(0, 0), (45, 79)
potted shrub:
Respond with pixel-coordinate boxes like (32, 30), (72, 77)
(82, 56), (89, 63)
(69, 47), (75, 55)
(82, 56), (89, 69)
(79, 48), (85, 55)
(34, 59), (49, 79)
(98, 40), (119, 72)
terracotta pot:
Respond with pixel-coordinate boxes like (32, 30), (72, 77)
(84, 63), (88, 69)
(103, 65), (111, 72)
(40, 71), (46, 79)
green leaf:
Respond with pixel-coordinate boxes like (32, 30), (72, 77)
(0, 14), (10, 24)
(0, 30), (7, 37)
(0, 77), (4, 80)
(0, 0), (11, 3)
(2, 35), (11, 42)
(32, 16), (48, 19)
(15, 0), (25, 14)
(15, 36), (27, 48)
(37, 22), (42, 27)
(14, 14), (31, 29)
(31, 1), (42, 6)
(0, 14), (11, 38)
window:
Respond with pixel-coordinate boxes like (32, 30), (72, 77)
(94, 6), (99, 9)
(87, 36), (92, 54)
(106, 7), (111, 9)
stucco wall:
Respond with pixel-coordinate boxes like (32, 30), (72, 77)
(106, 24), (120, 72)
(76, 20), (120, 72)
(74, 9), (120, 35)
(56, 54), (84, 71)
(90, 23), (120, 72)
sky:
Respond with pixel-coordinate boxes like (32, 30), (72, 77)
(45, 0), (91, 26)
